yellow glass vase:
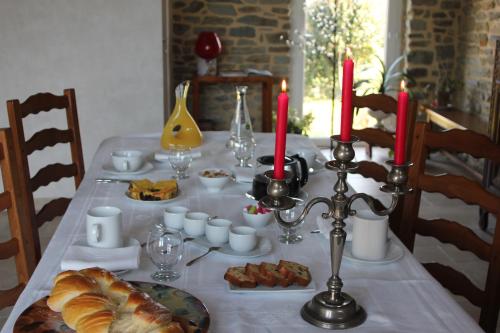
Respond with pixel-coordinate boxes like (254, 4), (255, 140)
(161, 80), (203, 149)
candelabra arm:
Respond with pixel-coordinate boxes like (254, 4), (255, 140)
(347, 193), (399, 217)
(274, 196), (334, 229)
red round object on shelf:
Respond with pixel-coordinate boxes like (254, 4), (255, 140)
(195, 31), (222, 60)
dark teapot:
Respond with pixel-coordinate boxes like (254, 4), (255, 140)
(251, 155), (309, 200)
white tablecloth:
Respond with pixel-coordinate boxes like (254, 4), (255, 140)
(1, 132), (482, 333)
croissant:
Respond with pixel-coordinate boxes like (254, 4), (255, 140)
(47, 268), (184, 333)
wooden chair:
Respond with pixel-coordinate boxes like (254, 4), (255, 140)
(400, 122), (500, 333)
(6, 89), (85, 261)
(0, 128), (37, 309)
(351, 93), (418, 236)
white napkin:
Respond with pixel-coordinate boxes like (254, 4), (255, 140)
(61, 239), (141, 271)
(233, 167), (255, 183)
(154, 149), (202, 162)
(316, 216), (353, 242)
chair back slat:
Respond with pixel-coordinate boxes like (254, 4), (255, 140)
(419, 174), (500, 214)
(0, 238), (19, 260)
(6, 89), (85, 260)
(0, 129), (37, 309)
(423, 262), (485, 307)
(36, 197), (71, 228)
(352, 128), (394, 149)
(424, 129), (500, 164)
(25, 128), (74, 155)
(415, 218), (491, 261)
(30, 163), (78, 192)
(0, 191), (12, 212)
(352, 93), (398, 114)
(401, 122), (500, 332)
(17, 92), (69, 118)
(356, 161), (388, 184)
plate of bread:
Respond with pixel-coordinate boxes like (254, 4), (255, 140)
(224, 260), (315, 292)
(14, 267), (209, 333)
(126, 179), (180, 204)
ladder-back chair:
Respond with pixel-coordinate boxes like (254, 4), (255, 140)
(6, 89), (85, 260)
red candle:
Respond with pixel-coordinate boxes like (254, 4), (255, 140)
(274, 80), (289, 179)
(394, 81), (409, 165)
(340, 55), (354, 141)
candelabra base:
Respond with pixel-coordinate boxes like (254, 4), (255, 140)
(301, 291), (366, 330)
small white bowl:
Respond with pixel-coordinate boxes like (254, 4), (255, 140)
(242, 210), (273, 228)
(229, 226), (257, 252)
(198, 168), (231, 193)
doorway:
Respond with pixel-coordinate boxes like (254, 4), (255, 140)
(290, 0), (402, 142)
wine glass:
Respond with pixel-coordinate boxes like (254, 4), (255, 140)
(168, 145), (192, 179)
(233, 138), (255, 168)
(146, 223), (184, 282)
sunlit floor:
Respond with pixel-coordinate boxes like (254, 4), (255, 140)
(0, 147), (498, 330)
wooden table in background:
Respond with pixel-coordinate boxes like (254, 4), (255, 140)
(191, 76), (275, 132)
(419, 104), (488, 135)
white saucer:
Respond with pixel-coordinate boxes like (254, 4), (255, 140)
(191, 235), (272, 258)
(124, 190), (181, 205)
(103, 162), (154, 176)
(343, 240), (404, 264)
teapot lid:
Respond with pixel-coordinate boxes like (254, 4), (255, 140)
(257, 155), (295, 165)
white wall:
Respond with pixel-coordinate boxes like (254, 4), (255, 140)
(0, 0), (164, 197)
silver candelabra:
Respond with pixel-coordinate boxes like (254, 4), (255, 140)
(259, 135), (411, 330)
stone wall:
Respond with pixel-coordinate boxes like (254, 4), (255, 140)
(405, 0), (500, 119)
(171, 0), (290, 131)
(455, 0), (500, 117)
(404, 0), (462, 97)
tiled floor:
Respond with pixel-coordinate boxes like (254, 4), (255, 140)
(0, 147), (498, 331)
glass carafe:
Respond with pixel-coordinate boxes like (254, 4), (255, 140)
(227, 86), (255, 148)
(161, 81), (203, 149)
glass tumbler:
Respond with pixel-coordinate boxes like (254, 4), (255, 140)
(233, 138), (255, 168)
(168, 145), (192, 179)
(146, 223), (184, 282)
(278, 196), (307, 244)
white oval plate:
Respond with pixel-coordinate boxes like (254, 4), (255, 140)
(103, 162), (154, 176)
(190, 235), (272, 258)
(343, 240), (404, 265)
(124, 190), (180, 205)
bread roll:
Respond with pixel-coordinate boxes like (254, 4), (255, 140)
(119, 291), (152, 313)
(47, 275), (100, 312)
(53, 270), (82, 285)
(75, 309), (114, 333)
(49, 268), (184, 333)
(80, 267), (118, 290)
(62, 293), (115, 329)
(108, 280), (136, 304)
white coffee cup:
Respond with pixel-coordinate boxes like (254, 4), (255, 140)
(164, 206), (189, 230)
(288, 149), (316, 167)
(183, 212), (209, 237)
(351, 210), (389, 260)
(86, 206), (124, 248)
(111, 150), (144, 172)
(206, 219), (232, 245)
(229, 226), (257, 252)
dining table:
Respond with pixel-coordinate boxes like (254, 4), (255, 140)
(1, 131), (482, 333)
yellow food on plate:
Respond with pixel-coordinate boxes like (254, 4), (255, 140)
(127, 179), (178, 201)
